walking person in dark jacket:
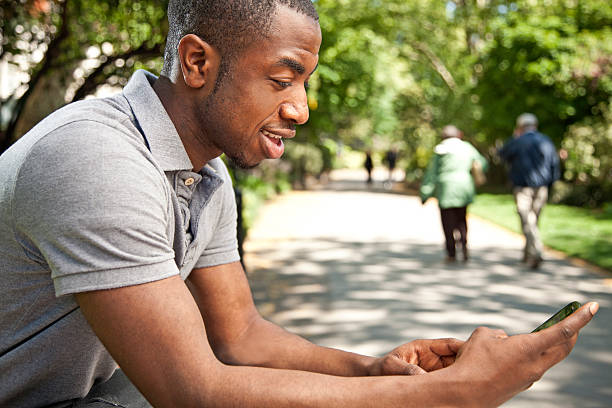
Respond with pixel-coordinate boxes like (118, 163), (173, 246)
(499, 113), (560, 269)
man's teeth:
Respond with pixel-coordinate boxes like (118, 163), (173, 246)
(262, 129), (281, 139)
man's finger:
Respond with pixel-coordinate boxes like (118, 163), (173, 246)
(382, 355), (428, 376)
(401, 363), (427, 376)
(429, 338), (464, 355)
(440, 355), (457, 368)
(533, 302), (598, 350)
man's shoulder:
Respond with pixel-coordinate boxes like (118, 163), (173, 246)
(43, 95), (135, 137)
(5, 95), (145, 166)
(0, 95), (160, 211)
(527, 131), (557, 152)
(526, 130), (552, 142)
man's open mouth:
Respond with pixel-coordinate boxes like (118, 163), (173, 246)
(262, 129), (283, 146)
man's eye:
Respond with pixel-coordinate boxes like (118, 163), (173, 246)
(272, 79), (292, 88)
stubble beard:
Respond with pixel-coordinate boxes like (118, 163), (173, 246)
(202, 60), (266, 170)
(200, 89), (260, 171)
(227, 154), (260, 170)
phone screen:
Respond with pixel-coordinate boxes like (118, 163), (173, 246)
(532, 301), (582, 333)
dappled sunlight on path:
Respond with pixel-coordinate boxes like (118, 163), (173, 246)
(243, 169), (612, 408)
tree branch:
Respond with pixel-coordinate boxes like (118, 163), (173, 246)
(71, 42), (163, 102)
(412, 41), (457, 91)
(1, 0), (70, 152)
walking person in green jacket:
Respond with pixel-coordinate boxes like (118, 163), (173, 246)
(420, 125), (488, 262)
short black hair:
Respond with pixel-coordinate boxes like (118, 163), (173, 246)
(162, 0), (319, 85)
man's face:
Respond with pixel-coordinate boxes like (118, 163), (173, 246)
(196, 5), (321, 169)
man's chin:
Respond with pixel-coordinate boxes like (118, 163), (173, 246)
(227, 155), (261, 170)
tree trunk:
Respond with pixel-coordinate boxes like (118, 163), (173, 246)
(1, 0), (69, 153)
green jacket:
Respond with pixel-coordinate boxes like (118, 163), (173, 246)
(419, 138), (488, 209)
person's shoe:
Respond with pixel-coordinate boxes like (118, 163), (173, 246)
(529, 257), (542, 269)
(462, 247), (469, 262)
(444, 256), (456, 263)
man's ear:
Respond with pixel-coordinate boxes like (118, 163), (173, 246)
(177, 34), (220, 90)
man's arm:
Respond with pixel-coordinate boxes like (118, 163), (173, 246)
(550, 141), (561, 183)
(76, 270), (597, 407)
(75, 274), (461, 407)
(187, 261), (372, 375)
(498, 137), (515, 161)
(419, 155), (439, 204)
(187, 261), (460, 376)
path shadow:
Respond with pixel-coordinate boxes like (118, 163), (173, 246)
(246, 237), (612, 407)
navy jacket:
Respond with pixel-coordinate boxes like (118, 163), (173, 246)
(498, 130), (560, 187)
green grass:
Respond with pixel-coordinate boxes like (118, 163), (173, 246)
(469, 194), (612, 272)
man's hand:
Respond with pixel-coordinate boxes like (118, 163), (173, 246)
(368, 338), (463, 376)
(448, 302), (598, 407)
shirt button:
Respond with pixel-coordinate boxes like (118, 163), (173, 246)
(184, 177), (195, 186)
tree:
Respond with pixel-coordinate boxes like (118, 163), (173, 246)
(0, 0), (168, 151)
(3, 0), (611, 205)
(301, 0), (470, 173)
(471, 0), (612, 145)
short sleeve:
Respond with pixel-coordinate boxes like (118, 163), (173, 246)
(419, 155), (439, 202)
(13, 122), (179, 296)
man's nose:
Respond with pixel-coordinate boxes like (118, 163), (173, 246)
(279, 91), (309, 125)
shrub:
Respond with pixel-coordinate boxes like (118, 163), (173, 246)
(560, 99), (612, 207)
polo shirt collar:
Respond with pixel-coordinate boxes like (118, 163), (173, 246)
(123, 69), (193, 172)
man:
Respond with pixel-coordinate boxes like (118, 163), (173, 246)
(0, 2), (596, 407)
(499, 113), (561, 269)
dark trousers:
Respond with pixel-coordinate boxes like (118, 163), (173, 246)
(439, 206), (467, 258)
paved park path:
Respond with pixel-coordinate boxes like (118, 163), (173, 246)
(242, 168), (612, 408)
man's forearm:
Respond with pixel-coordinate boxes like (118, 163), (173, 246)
(189, 363), (465, 408)
(213, 316), (377, 376)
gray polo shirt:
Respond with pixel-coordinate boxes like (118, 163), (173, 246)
(0, 70), (240, 407)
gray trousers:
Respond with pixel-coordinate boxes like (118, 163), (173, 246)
(68, 369), (151, 408)
(513, 186), (548, 261)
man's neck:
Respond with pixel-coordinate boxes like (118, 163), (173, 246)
(152, 76), (220, 171)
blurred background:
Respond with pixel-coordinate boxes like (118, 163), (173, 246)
(1, 0), (611, 271)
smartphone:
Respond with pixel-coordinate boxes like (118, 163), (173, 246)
(532, 301), (582, 333)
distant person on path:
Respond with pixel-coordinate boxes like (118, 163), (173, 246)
(364, 149), (374, 185)
(384, 147), (398, 185)
(499, 113), (560, 269)
(420, 125), (488, 262)
(0, 2), (596, 408)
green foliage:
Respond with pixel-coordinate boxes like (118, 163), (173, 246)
(305, 0), (464, 159)
(238, 172), (288, 231)
(3, 0), (612, 211)
(473, 7), (612, 145)
(1, 0), (168, 144)
(283, 142), (325, 187)
(470, 193), (612, 271)
(561, 98), (612, 183)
